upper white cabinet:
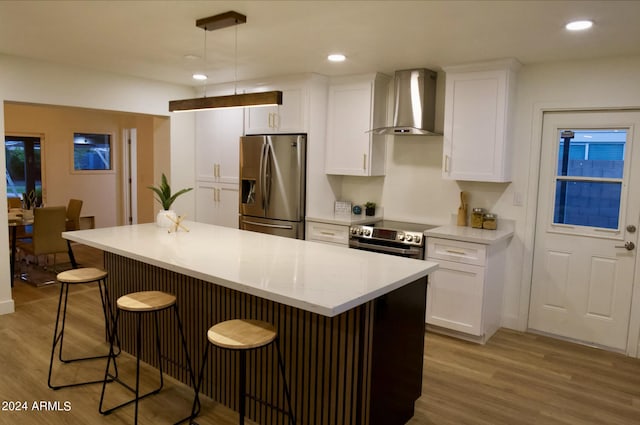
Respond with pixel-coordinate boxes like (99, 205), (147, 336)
(195, 107), (244, 183)
(325, 73), (390, 176)
(244, 80), (307, 134)
(442, 59), (521, 182)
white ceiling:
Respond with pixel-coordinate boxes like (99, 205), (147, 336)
(1, 0), (640, 88)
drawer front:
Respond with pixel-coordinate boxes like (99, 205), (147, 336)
(306, 221), (349, 245)
(426, 237), (486, 266)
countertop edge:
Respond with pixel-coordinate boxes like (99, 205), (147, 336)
(64, 226), (437, 317)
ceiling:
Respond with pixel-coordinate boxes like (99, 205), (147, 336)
(1, 0), (640, 88)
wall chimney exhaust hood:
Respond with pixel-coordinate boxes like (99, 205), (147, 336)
(371, 68), (439, 136)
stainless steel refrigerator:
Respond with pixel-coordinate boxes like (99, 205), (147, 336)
(239, 134), (306, 239)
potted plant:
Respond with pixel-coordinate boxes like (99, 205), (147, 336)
(364, 201), (376, 216)
(148, 173), (193, 227)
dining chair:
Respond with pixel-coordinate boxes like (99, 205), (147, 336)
(17, 206), (70, 272)
(65, 199), (83, 231)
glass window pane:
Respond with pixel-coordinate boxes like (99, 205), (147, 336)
(74, 133), (111, 170)
(554, 180), (621, 229)
(556, 130), (626, 178)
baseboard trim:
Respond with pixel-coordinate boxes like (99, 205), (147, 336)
(0, 298), (16, 315)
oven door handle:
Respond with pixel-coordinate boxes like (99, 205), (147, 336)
(349, 239), (423, 257)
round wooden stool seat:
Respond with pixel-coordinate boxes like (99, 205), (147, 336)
(117, 291), (176, 312)
(56, 267), (108, 284)
(207, 319), (277, 350)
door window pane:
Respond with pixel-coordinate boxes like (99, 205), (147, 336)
(553, 129), (626, 230)
(74, 133), (111, 170)
(554, 180), (621, 229)
(557, 130), (625, 178)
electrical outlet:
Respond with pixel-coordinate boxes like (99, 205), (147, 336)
(513, 191), (523, 206)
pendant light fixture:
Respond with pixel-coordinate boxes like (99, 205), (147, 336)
(169, 11), (283, 112)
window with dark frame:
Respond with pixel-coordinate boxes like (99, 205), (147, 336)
(73, 133), (111, 171)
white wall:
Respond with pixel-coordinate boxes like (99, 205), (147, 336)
(0, 54), (195, 315)
(341, 55), (640, 341)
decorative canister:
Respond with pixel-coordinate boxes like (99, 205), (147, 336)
(471, 208), (485, 228)
(482, 213), (498, 230)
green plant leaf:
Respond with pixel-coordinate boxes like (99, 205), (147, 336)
(147, 173), (192, 210)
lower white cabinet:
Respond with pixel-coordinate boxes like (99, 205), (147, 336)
(195, 182), (239, 228)
(426, 237), (506, 344)
(305, 220), (350, 246)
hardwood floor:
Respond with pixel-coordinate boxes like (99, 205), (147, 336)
(2, 244), (640, 425)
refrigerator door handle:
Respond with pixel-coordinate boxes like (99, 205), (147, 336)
(241, 219), (294, 230)
(259, 141), (268, 211)
(264, 142), (272, 212)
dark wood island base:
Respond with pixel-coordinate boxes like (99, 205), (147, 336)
(105, 252), (427, 425)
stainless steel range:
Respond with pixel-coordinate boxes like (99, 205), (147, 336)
(349, 220), (435, 259)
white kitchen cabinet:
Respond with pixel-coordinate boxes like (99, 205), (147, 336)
(195, 105), (242, 227)
(244, 83), (307, 134)
(305, 220), (350, 246)
(442, 58), (520, 182)
(195, 107), (243, 183)
(195, 181), (239, 228)
(426, 236), (507, 344)
(325, 73), (390, 176)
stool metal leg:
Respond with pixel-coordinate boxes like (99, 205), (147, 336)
(48, 280), (116, 390)
(239, 350), (247, 425)
(275, 338), (296, 425)
(189, 343), (210, 422)
(100, 305), (196, 425)
(173, 303), (200, 425)
(100, 310), (164, 420)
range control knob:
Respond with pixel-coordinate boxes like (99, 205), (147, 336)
(350, 227), (357, 235)
(358, 229), (364, 235)
(364, 229), (371, 236)
(406, 234), (413, 242)
(414, 235), (421, 244)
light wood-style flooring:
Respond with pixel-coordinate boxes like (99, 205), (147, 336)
(1, 244), (640, 425)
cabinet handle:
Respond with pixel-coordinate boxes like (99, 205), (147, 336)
(273, 112), (280, 129)
(445, 249), (466, 255)
(444, 155), (450, 173)
(216, 188), (221, 202)
(363, 154), (367, 171)
(320, 231), (336, 236)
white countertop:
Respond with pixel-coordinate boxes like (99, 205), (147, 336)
(424, 222), (514, 245)
(64, 222), (437, 317)
(306, 212), (382, 226)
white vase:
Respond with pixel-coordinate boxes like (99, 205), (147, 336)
(156, 209), (177, 228)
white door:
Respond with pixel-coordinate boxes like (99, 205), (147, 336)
(122, 128), (138, 225)
(529, 110), (640, 351)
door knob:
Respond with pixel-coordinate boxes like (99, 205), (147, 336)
(627, 224), (637, 233)
(615, 241), (635, 251)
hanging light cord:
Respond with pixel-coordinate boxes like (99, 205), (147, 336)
(234, 23), (238, 95)
(203, 27), (208, 97)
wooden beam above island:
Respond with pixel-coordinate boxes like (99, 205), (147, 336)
(64, 222), (438, 425)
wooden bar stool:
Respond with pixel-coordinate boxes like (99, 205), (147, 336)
(99, 290), (198, 425)
(48, 267), (119, 390)
(191, 319), (295, 425)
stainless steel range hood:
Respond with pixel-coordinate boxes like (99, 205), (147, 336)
(371, 68), (439, 136)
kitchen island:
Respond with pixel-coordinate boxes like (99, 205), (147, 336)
(64, 222), (438, 425)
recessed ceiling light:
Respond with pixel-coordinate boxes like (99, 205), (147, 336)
(565, 20), (593, 31)
(328, 54), (346, 62)
(192, 73), (207, 81)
